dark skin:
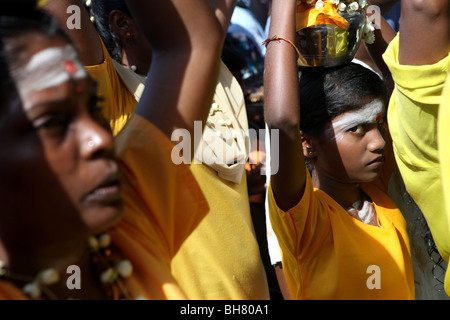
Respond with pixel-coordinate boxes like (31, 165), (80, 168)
(302, 112), (386, 225)
(0, 33), (120, 299)
(108, 9), (153, 76)
(398, 0), (450, 66)
(263, 0), (393, 299)
(355, 1), (397, 97)
(44, 0), (103, 66)
(1, 0), (224, 299)
(264, 0), (386, 223)
(46, 0), (224, 151)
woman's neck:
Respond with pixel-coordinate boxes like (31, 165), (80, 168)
(312, 170), (362, 207)
(312, 170), (379, 227)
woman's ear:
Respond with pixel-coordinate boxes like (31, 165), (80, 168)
(109, 10), (133, 42)
(301, 131), (315, 158)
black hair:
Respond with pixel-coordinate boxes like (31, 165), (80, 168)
(0, 0), (70, 103)
(299, 62), (387, 137)
(88, 0), (132, 63)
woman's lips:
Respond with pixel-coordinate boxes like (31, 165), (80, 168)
(366, 156), (383, 167)
(84, 173), (122, 204)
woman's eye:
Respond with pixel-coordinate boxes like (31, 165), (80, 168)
(33, 114), (69, 131)
(348, 124), (364, 134)
(88, 94), (103, 113)
(88, 94), (105, 118)
(90, 104), (103, 117)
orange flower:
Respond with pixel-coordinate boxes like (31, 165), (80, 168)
(296, 1), (349, 31)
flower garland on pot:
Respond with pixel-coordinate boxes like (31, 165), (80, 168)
(297, 0), (376, 44)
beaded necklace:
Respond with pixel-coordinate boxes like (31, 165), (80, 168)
(0, 234), (135, 300)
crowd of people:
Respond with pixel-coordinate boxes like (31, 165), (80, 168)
(0, 0), (448, 301)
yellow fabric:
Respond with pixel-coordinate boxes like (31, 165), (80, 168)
(439, 70), (450, 293)
(171, 64), (270, 300)
(296, 1), (348, 32)
(268, 166), (414, 299)
(383, 34), (450, 294)
(0, 115), (209, 300)
(85, 40), (138, 136)
(440, 74), (450, 216)
(113, 114), (210, 299)
(84, 43), (267, 299)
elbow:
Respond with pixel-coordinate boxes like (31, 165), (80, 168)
(403, 0), (448, 20)
(264, 109), (300, 135)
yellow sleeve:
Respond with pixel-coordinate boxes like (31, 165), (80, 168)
(440, 72), (450, 226)
(383, 33), (450, 270)
(439, 72), (450, 295)
(85, 40), (137, 136)
(112, 115), (209, 299)
(267, 168), (329, 295)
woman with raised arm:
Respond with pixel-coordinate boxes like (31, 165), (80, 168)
(48, 0), (272, 299)
(382, 0), (450, 296)
(44, 0), (146, 136)
(263, 0), (414, 299)
(0, 0), (222, 299)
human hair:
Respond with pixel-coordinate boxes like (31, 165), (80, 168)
(0, 1), (70, 104)
(88, 0), (132, 63)
(299, 62), (387, 137)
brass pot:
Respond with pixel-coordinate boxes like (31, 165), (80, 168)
(295, 10), (366, 67)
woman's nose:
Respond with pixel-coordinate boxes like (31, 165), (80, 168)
(80, 114), (115, 159)
(367, 127), (386, 152)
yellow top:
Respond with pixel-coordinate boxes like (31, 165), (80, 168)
(438, 70), (450, 293)
(85, 43), (269, 299)
(0, 115), (209, 300)
(268, 172), (414, 299)
(170, 63), (270, 300)
(440, 73), (450, 221)
(383, 34), (450, 294)
(85, 41), (140, 136)
(268, 124), (414, 300)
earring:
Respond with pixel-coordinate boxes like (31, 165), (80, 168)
(309, 152), (313, 156)
(129, 65), (137, 72)
(126, 32), (132, 39)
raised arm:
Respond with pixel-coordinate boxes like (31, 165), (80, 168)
(43, 0), (103, 66)
(383, 0), (450, 296)
(399, 0), (450, 66)
(207, 0), (237, 34)
(264, 0), (306, 211)
(358, 2), (397, 98)
(124, 0), (223, 153)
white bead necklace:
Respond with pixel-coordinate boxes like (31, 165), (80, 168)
(0, 234), (136, 300)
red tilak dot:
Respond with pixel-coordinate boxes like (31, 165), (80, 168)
(65, 60), (77, 74)
(375, 113), (383, 122)
(75, 85), (83, 93)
